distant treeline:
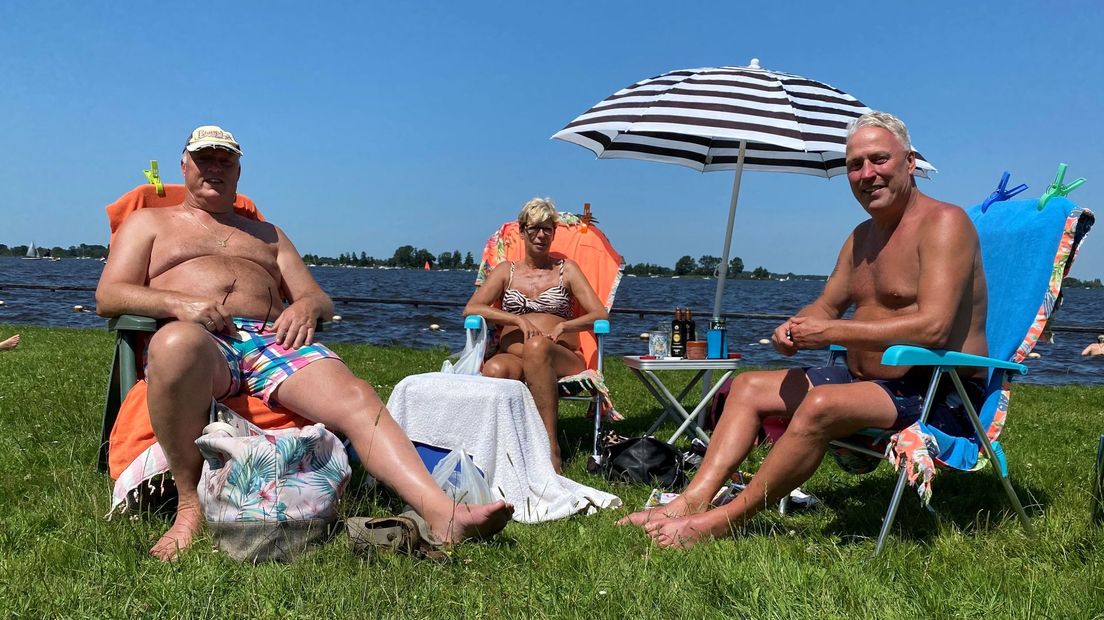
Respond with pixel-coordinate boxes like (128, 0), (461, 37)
(301, 247), (823, 281)
(1, 243), (108, 259)
(1064, 276), (1104, 289)
(624, 255), (823, 281)
(302, 245), (477, 270)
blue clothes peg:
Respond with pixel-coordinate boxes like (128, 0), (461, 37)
(980, 171), (1028, 213)
(1038, 163), (1086, 211)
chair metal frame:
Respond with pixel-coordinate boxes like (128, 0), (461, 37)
(828, 347), (1034, 556)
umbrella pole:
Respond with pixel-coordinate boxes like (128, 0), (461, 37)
(710, 141), (747, 321)
(700, 141), (747, 416)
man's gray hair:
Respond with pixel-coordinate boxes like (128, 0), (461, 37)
(847, 111), (913, 153)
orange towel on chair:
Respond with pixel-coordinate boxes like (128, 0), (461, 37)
(106, 184), (264, 246)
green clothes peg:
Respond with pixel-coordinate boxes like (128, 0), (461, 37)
(143, 160), (164, 197)
(1038, 163), (1086, 211)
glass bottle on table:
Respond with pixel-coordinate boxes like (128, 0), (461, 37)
(670, 307), (686, 358)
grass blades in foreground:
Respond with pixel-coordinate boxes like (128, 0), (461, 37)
(0, 324), (1103, 617)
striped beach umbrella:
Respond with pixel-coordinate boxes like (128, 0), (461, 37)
(552, 59), (936, 320)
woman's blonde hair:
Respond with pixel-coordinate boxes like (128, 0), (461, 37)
(517, 197), (559, 229)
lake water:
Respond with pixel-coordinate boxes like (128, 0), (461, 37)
(1, 256), (1101, 386)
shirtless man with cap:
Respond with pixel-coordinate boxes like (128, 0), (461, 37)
(619, 111), (989, 549)
(97, 125), (512, 560)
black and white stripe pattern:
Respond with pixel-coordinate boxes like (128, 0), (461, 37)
(553, 64), (935, 178)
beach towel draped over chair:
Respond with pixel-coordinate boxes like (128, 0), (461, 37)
(827, 195), (1093, 555)
(472, 211), (624, 462)
(100, 183), (311, 515)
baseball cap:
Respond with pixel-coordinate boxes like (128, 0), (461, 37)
(184, 125), (242, 156)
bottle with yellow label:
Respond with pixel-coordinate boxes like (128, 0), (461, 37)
(671, 307), (686, 358)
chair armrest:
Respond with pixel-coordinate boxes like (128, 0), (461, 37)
(107, 314), (158, 332)
(881, 345), (1028, 375)
(106, 314), (326, 332)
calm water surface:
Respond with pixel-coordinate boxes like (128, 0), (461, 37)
(1, 257), (1101, 386)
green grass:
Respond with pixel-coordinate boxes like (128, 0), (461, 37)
(1, 323), (1103, 618)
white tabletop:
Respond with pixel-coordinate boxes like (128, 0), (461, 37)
(622, 355), (741, 371)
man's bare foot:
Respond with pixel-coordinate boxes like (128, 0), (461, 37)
(0, 335), (20, 351)
(643, 511), (733, 550)
(150, 505), (204, 561)
(429, 500), (513, 545)
(616, 492), (711, 528)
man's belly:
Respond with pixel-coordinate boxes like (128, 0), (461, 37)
(150, 255), (285, 320)
(845, 305), (986, 381)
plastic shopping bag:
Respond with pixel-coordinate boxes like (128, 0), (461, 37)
(441, 316), (488, 375)
(430, 448), (494, 505)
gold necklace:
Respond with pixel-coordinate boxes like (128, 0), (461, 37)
(184, 205), (235, 247)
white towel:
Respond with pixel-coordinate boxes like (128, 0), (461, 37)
(387, 372), (621, 523)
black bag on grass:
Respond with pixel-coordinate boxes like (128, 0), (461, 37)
(601, 436), (687, 490)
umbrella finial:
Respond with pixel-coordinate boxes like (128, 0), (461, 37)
(748, 58), (761, 70)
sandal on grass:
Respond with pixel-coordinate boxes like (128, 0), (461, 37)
(346, 510), (450, 562)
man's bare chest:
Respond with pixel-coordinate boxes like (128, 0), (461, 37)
(849, 237), (921, 310)
(149, 217), (279, 281)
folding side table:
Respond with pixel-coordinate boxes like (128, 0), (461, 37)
(622, 355), (740, 445)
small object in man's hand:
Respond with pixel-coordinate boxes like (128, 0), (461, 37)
(785, 329), (793, 341)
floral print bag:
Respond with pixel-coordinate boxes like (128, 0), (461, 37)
(196, 402), (351, 563)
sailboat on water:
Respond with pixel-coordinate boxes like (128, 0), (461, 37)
(21, 242), (60, 261)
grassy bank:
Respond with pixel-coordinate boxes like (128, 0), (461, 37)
(1, 324), (1102, 618)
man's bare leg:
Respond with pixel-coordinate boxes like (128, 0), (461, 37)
(644, 382), (897, 549)
(519, 337), (585, 473)
(275, 359), (512, 544)
(619, 368), (809, 527)
(0, 334), (20, 350)
(144, 323), (232, 560)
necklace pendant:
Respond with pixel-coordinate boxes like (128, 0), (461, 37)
(216, 240), (227, 248)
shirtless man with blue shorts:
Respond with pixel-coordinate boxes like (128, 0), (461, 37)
(619, 111), (989, 548)
(97, 125), (512, 560)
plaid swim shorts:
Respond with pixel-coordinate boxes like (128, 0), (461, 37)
(210, 317), (342, 406)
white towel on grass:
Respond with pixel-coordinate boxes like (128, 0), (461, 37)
(387, 372), (621, 523)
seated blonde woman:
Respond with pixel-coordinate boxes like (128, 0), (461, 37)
(463, 198), (609, 472)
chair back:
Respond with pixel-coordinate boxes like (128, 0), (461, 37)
(475, 212), (624, 370)
(106, 183), (263, 246)
(964, 196), (1094, 443)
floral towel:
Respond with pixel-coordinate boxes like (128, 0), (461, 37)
(887, 422), (939, 505)
(196, 410), (351, 523)
(557, 369), (624, 421)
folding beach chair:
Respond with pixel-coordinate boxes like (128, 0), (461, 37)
(761, 192), (1093, 554)
(468, 208), (623, 464)
(99, 179), (310, 513)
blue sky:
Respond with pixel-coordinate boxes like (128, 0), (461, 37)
(1, 1), (1101, 279)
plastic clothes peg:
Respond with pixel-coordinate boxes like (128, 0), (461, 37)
(1038, 163), (1086, 211)
(143, 160), (165, 196)
(980, 171), (1028, 213)
(579, 202), (592, 233)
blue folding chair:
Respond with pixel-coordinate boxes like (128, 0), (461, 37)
(821, 195), (1094, 555)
